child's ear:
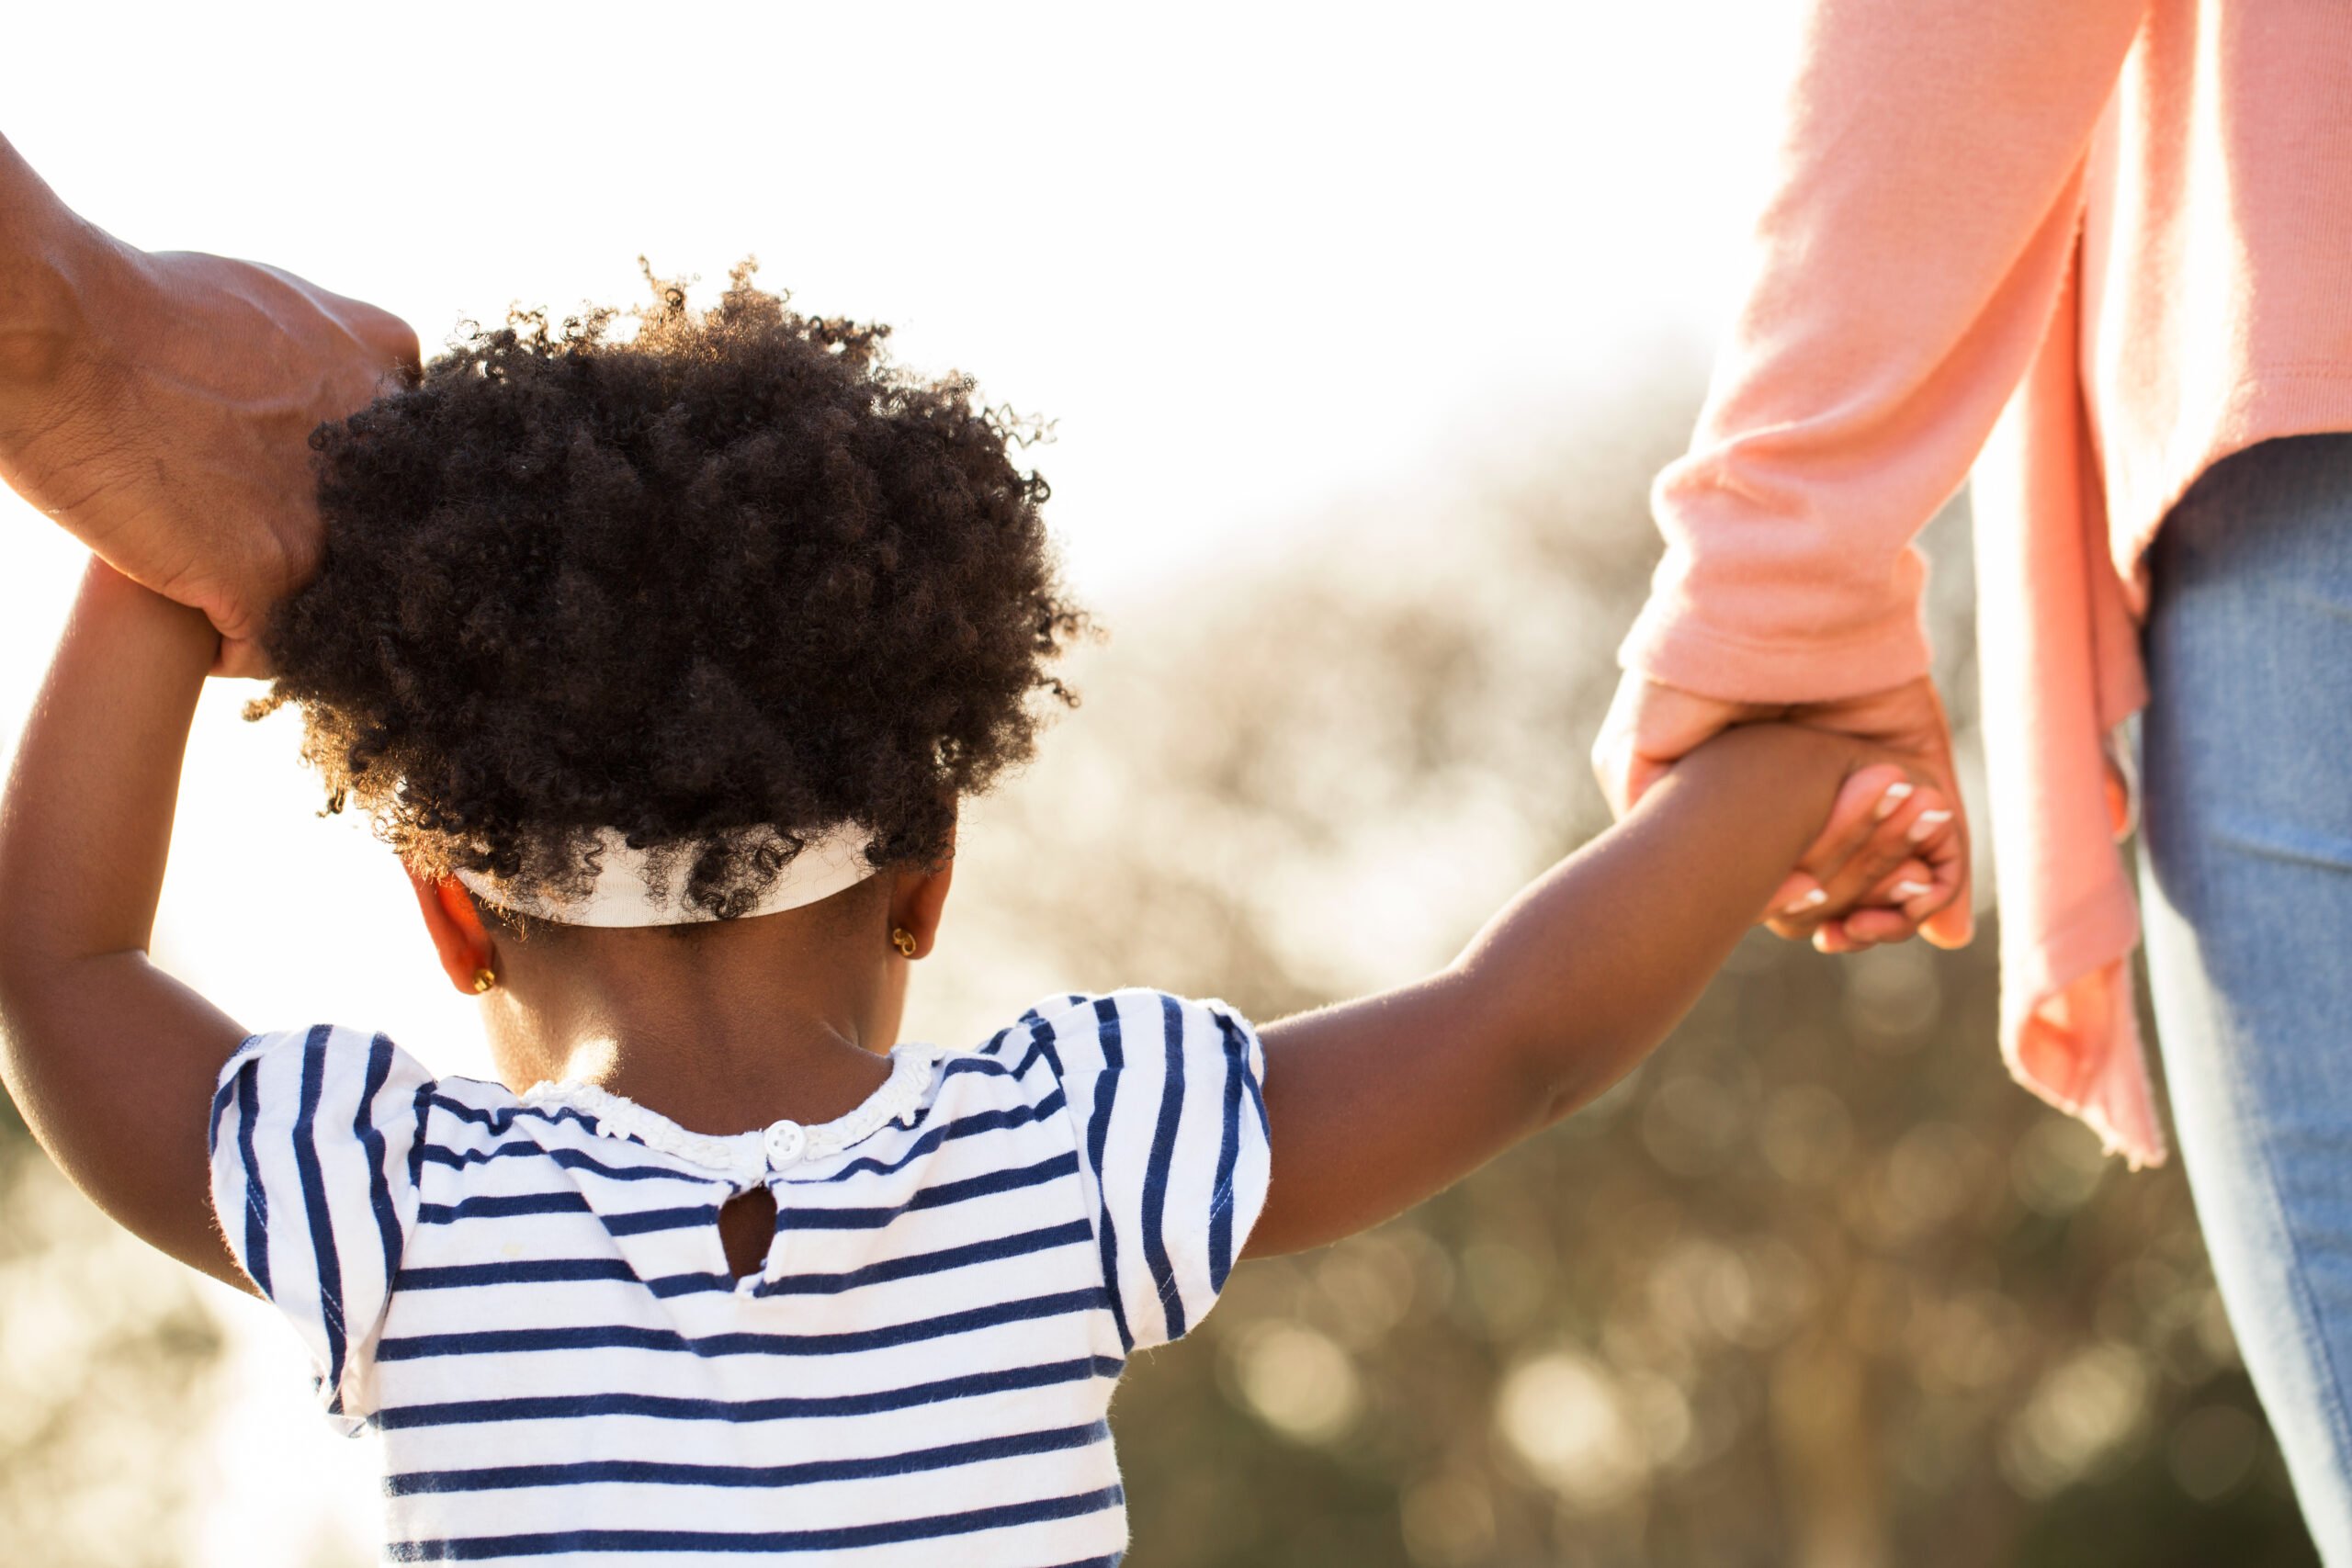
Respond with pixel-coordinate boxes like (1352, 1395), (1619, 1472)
(405, 870), (499, 995)
(888, 827), (956, 961)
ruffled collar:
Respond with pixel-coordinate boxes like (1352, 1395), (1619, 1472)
(520, 1043), (947, 1185)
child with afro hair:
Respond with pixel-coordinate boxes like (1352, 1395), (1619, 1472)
(0, 263), (1955, 1564)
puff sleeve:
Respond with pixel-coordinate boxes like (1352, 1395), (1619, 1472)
(208, 1024), (435, 1432)
(1035, 989), (1272, 1353)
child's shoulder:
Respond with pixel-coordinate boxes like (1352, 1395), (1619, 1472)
(219, 1021), (429, 1072)
(936, 987), (1263, 1111)
(953, 987), (1268, 1144)
(211, 1024), (555, 1173)
(210, 1023), (438, 1134)
(971, 987), (1261, 1060)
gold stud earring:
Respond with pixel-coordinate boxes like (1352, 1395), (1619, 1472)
(471, 966), (497, 994)
(890, 927), (918, 958)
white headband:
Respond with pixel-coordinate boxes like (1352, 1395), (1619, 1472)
(452, 822), (876, 927)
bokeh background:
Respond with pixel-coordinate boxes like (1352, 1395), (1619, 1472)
(0, 3), (2323, 1563)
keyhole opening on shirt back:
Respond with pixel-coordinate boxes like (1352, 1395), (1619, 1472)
(718, 1188), (778, 1280)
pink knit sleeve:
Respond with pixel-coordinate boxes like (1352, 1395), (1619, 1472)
(1620, 0), (2144, 705)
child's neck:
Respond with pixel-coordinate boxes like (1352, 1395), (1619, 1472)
(477, 903), (907, 1137)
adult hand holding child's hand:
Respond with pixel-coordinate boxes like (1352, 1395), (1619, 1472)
(0, 134), (419, 678)
(1593, 669), (1972, 953)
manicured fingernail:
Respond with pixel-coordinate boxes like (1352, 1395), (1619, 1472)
(1873, 782), (1914, 820)
(1787, 887), (1827, 913)
(1908, 808), (1952, 842)
(1894, 880), (1931, 899)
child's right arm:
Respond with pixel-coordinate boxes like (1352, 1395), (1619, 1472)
(1245, 721), (1945, 1258)
(0, 558), (252, 1288)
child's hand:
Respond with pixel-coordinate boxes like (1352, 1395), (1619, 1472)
(1763, 757), (1961, 953)
(1598, 672), (1972, 951)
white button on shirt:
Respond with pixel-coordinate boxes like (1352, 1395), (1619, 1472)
(763, 1119), (808, 1168)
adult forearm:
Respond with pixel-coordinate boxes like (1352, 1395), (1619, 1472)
(0, 133), (101, 389)
(1622, 0), (2143, 706)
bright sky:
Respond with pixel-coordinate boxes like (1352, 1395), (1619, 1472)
(0, 3), (1808, 1559)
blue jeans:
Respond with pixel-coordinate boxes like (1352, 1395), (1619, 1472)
(2140, 431), (2352, 1561)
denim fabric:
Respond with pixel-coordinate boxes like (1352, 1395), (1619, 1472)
(2140, 432), (2352, 1562)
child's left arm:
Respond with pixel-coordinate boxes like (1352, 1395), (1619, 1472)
(0, 559), (252, 1287)
(1245, 721), (1942, 1258)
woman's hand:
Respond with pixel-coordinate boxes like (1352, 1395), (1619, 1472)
(0, 136), (419, 677)
(1593, 670), (1973, 952)
(0, 243), (418, 678)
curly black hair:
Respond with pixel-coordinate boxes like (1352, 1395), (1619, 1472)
(249, 261), (1083, 920)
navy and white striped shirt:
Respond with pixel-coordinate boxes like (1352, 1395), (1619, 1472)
(208, 988), (1272, 1565)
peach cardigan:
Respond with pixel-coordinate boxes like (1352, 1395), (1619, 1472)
(1620, 1), (2352, 1167)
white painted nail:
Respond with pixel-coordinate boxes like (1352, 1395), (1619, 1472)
(1791, 887), (1827, 911)
(1873, 782), (1915, 820)
(1894, 880), (1931, 899)
(1907, 808), (1953, 842)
